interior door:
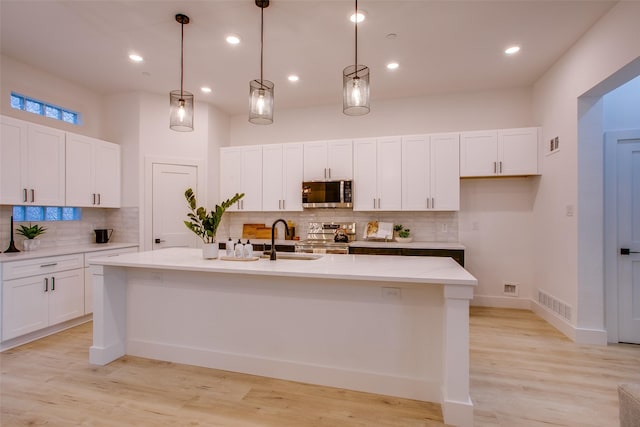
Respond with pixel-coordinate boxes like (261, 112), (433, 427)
(618, 138), (640, 343)
(152, 163), (198, 250)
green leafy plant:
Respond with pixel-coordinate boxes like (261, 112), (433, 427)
(398, 228), (411, 238)
(184, 188), (244, 244)
(16, 223), (47, 239)
(393, 224), (403, 232)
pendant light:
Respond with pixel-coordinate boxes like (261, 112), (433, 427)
(249, 0), (274, 125)
(343, 0), (370, 115)
(170, 13), (194, 131)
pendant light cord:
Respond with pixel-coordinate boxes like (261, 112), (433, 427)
(354, 0), (358, 69)
(180, 19), (185, 98)
(260, 4), (264, 85)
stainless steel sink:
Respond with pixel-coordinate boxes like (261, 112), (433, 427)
(260, 253), (323, 261)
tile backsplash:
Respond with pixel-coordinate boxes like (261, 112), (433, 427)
(218, 210), (458, 242)
(0, 206), (139, 251)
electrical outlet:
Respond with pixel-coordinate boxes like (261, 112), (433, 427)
(441, 223), (448, 233)
(472, 221), (480, 231)
(503, 282), (519, 297)
(382, 287), (402, 300)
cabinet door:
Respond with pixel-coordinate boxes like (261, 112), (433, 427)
(93, 141), (121, 207)
(430, 133), (460, 211)
(498, 127), (538, 176)
(240, 146), (263, 211)
(353, 138), (378, 211)
(2, 275), (49, 340)
(326, 139), (353, 180)
(220, 148), (243, 211)
(65, 133), (94, 207)
(0, 116), (28, 204)
(376, 137), (402, 210)
(282, 143), (303, 211)
(26, 124), (66, 205)
(303, 141), (329, 181)
(48, 269), (84, 326)
(262, 144), (284, 211)
(402, 135), (430, 210)
(460, 130), (498, 177)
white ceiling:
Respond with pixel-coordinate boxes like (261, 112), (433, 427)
(0, 0), (616, 116)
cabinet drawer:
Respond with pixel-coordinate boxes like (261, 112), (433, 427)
(2, 253), (84, 281)
(84, 247), (138, 267)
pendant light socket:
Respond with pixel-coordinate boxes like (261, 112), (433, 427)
(249, 0), (274, 124)
(343, 0), (370, 116)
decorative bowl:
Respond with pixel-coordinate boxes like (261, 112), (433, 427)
(394, 237), (413, 243)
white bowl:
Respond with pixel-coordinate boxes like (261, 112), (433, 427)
(395, 237), (413, 243)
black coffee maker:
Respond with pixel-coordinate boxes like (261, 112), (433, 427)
(94, 229), (113, 244)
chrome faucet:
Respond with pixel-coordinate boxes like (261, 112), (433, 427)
(270, 219), (290, 260)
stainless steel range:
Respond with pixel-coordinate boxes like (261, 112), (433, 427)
(294, 222), (356, 254)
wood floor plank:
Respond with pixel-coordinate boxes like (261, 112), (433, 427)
(1, 307), (638, 426)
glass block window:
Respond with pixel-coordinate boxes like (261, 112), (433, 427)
(10, 92), (81, 125)
(13, 206), (82, 222)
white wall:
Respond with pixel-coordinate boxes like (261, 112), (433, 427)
(532, 1), (640, 340)
(603, 75), (640, 131)
(0, 55), (105, 139)
(230, 87), (533, 145)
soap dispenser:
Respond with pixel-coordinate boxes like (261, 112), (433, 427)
(226, 238), (234, 257)
(234, 239), (244, 257)
(243, 240), (253, 258)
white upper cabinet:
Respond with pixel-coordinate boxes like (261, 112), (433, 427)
(460, 127), (539, 177)
(262, 143), (303, 212)
(402, 134), (460, 211)
(303, 139), (353, 181)
(0, 116), (65, 206)
(66, 133), (121, 208)
(220, 145), (263, 211)
(353, 137), (402, 211)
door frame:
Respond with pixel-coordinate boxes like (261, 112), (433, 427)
(143, 156), (205, 252)
(604, 129), (640, 343)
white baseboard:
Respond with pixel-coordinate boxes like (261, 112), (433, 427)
(1, 314), (92, 352)
(471, 295), (532, 310)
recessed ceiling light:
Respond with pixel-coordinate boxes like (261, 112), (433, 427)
(201, 87), (212, 93)
(226, 35), (240, 45)
(386, 62), (399, 70)
(350, 12), (365, 23)
(288, 75), (299, 82)
(504, 46), (520, 55)
(129, 54), (143, 62)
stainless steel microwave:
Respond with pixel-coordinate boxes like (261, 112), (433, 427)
(302, 180), (353, 208)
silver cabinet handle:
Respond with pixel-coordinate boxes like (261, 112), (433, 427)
(282, 200), (285, 210)
(493, 162), (497, 174)
(44, 277), (48, 292)
(40, 263), (58, 268)
(51, 276), (55, 291)
(324, 168), (327, 179)
(373, 198), (376, 209)
(432, 198), (435, 209)
(93, 193), (96, 205)
(426, 198), (430, 209)
(97, 193), (101, 205)
(328, 168), (331, 179)
(23, 188), (28, 202)
(30, 189), (35, 202)
(499, 161), (503, 174)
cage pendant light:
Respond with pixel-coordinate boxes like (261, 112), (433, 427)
(249, 0), (274, 125)
(170, 13), (194, 131)
(343, 0), (370, 116)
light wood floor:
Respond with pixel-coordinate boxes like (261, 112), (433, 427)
(1, 307), (638, 426)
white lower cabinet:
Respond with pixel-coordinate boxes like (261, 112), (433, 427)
(1, 254), (84, 341)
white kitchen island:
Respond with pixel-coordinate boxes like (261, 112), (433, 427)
(89, 247), (477, 427)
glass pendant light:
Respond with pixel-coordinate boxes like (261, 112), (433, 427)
(343, 0), (370, 116)
(249, 0), (274, 125)
(170, 13), (194, 131)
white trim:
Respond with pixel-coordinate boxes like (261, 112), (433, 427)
(531, 299), (576, 341)
(0, 314), (91, 352)
(143, 156), (205, 252)
(471, 294), (532, 310)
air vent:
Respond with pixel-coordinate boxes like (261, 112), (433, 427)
(537, 289), (571, 321)
(503, 282), (519, 297)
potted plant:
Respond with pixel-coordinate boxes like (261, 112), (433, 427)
(395, 226), (412, 243)
(184, 188), (244, 259)
(16, 223), (47, 251)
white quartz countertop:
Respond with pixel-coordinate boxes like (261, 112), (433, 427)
(348, 241), (465, 250)
(90, 247), (477, 286)
(0, 243), (139, 263)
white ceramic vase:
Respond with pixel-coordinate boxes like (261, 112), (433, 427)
(395, 237), (413, 243)
(202, 243), (219, 259)
(23, 238), (41, 251)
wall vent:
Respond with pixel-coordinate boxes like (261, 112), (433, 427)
(537, 289), (572, 322)
(503, 282), (519, 297)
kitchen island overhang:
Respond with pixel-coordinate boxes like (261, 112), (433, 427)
(89, 248), (477, 427)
